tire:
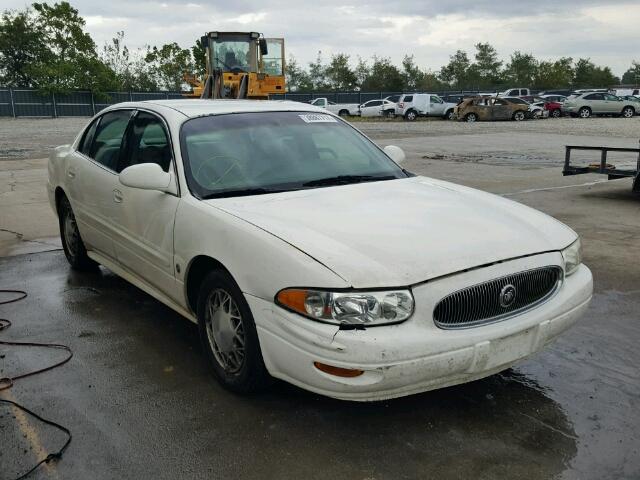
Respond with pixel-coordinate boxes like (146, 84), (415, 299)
(513, 110), (526, 121)
(621, 106), (635, 118)
(383, 109), (394, 118)
(578, 107), (591, 118)
(551, 109), (561, 118)
(444, 109), (454, 120)
(404, 110), (418, 121)
(465, 112), (477, 122)
(338, 109), (349, 117)
(58, 195), (98, 270)
(532, 110), (542, 119)
(197, 270), (271, 394)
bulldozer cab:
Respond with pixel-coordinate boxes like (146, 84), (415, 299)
(198, 32), (285, 99)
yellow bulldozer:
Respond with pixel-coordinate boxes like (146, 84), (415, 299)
(184, 31), (285, 99)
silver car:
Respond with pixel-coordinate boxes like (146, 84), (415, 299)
(563, 92), (637, 118)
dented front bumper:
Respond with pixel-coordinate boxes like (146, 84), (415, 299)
(249, 253), (593, 401)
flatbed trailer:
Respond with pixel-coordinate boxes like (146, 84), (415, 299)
(563, 143), (640, 193)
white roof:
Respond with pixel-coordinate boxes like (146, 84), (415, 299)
(133, 99), (324, 118)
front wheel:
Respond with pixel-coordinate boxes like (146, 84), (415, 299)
(621, 106), (635, 118)
(551, 109), (562, 118)
(197, 270), (271, 394)
(465, 112), (478, 122)
(513, 111), (526, 121)
(58, 195), (97, 270)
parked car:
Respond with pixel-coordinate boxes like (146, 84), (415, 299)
(538, 100), (564, 118)
(47, 99), (592, 401)
(499, 87), (531, 97)
(539, 89), (574, 97)
(539, 94), (567, 103)
(384, 94), (402, 104)
(610, 88), (640, 96)
(562, 92), (637, 118)
(503, 96), (544, 118)
(359, 99), (396, 117)
(309, 97), (360, 116)
(396, 93), (457, 121)
(455, 96), (530, 122)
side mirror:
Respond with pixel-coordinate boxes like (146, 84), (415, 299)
(259, 38), (268, 56)
(384, 145), (406, 164)
(119, 163), (171, 192)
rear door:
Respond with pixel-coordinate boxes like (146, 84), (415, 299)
(584, 93), (604, 113)
(112, 110), (181, 298)
(66, 109), (134, 260)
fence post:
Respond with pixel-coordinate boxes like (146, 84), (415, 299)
(90, 92), (96, 115)
(129, 91), (133, 101)
(165, 92), (169, 99)
(9, 88), (16, 118)
(52, 92), (57, 118)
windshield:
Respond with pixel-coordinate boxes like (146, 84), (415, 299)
(213, 37), (252, 71)
(180, 112), (407, 199)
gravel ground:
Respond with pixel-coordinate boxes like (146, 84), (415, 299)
(1, 115), (639, 161)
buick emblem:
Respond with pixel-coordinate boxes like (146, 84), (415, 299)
(499, 284), (517, 308)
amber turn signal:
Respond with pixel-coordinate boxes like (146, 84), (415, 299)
(313, 361), (364, 378)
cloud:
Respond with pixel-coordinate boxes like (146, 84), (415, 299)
(3, 0), (637, 75)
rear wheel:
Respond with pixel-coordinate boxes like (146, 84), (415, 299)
(404, 110), (418, 121)
(58, 195), (97, 270)
(338, 109), (349, 117)
(383, 109), (394, 118)
(445, 109), (454, 120)
(197, 270), (271, 394)
(513, 111), (526, 121)
(621, 106), (635, 118)
(578, 107), (591, 118)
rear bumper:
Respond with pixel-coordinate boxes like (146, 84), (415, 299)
(249, 255), (593, 401)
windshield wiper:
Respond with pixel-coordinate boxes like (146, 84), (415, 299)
(201, 187), (290, 199)
(302, 175), (397, 187)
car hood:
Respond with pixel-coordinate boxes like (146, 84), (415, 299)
(206, 177), (576, 288)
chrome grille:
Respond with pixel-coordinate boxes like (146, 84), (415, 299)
(433, 266), (562, 329)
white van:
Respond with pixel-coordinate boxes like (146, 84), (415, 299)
(395, 93), (457, 121)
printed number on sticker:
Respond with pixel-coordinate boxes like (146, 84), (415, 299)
(299, 114), (338, 123)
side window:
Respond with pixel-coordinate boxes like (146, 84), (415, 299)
(368, 100), (382, 107)
(431, 96), (443, 104)
(121, 111), (172, 173)
(79, 118), (99, 156)
(403, 95), (413, 102)
(89, 110), (132, 171)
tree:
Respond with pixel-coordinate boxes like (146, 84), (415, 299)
(285, 54), (312, 92)
(0, 9), (46, 87)
(361, 56), (404, 91)
(621, 61), (640, 85)
(325, 53), (357, 90)
(504, 51), (538, 87)
(307, 51), (329, 90)
(353, 56), (369, 90)
(30, 2), (115, 93)
(101, 32), (158, 91)
(573, 58), (618, 88)
(474, 42), (502, 88)
(191, 39), (206, 77)
(534, 57), (573, 89)
(145, 42), (193, 91)
(401, 55), (425, 91)
(439, 50), (472, 88)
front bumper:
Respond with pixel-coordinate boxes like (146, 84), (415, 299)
(249, 253), (593, 401)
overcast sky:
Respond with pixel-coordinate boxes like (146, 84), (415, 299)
(6, 0), (640, 76)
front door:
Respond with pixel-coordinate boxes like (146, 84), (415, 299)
(491, 99), (512, 120)
(429, 95), (446, 116)
(66, 110), (134, 260)
(112, 110), (180, 299)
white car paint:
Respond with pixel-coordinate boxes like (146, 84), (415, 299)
(309, 97), (360, 116)
(359, 99), (396, 117)
(48, 99), (593, 401)
(395, 93), (457, 119)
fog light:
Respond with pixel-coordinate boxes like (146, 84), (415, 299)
(313, 362), (364, 378)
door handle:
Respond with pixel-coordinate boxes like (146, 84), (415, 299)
(67, 168), (76, 179)
(113, 189), (123, 203)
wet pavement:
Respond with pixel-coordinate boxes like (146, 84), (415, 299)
(0, 242), (638, 479)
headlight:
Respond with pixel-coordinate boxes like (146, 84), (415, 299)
(561, 238), (582, 276)
(276, 288), (414, 326)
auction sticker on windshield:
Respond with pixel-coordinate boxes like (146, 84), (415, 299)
(299, 114), (337, 123)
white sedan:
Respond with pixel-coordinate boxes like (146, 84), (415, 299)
(48, 100), (593, 401)
(359, 99), (396, 117)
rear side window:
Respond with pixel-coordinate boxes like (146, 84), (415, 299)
(121, 111), (172, 173)
(403, 95), (413, 102)
(89, 110), (133, 171)
(584, 93), (602, 100)
(79, 118), (99, 156)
